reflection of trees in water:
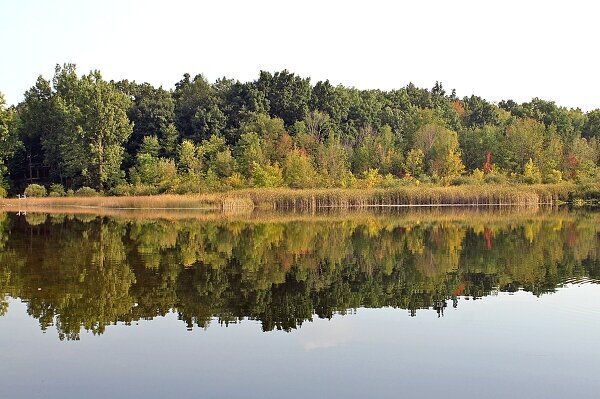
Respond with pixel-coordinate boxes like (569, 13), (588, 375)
(0, 212), (599, 340)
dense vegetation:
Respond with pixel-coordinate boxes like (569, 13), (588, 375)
(0, 210), (599, 339)
(1, 64), (599, 196)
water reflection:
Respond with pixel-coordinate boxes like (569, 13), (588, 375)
(0, 209), (598, 340)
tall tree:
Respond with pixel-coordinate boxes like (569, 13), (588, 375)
(256, 70), (312, 126)
(0, 93), (21, 190)
(52, 64), (133, 190)
(173, 74), (225, 142)
(121, 82), (176, 160)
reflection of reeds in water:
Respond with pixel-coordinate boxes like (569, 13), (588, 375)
(0, 183), (575, 212)
(8, 205), (597, 228)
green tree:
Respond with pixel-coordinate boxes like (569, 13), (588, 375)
(234, 132), (267, 177)
(522, 158), (542, 184)
(48, 65), (133, 191)
(583, 109), (600, 139)
(413, 123), (465, 179)
(237, 114), (291, 164)
(504, 118), (545, 173)
(256, 70), (312, 126)
(404, 148), (424, 178)
(0, 93), (21, 189)
(121, 82), (176, 161)
(252, 161), (284, 187)
(129, 136), (178, 192)
(173, 73), (225, 142)
(283, 149), (318, 188)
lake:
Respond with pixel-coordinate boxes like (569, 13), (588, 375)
(0, 208), (599, 398)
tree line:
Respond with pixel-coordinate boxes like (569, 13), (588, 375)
(1, 64), (599, 196)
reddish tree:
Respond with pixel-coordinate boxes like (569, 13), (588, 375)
(483, 151), (494, 174)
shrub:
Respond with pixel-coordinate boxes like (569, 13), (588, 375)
(471, 168), (485, 183)
(450, 175), (471, 186)
(543, 169), (563, 184)
(224, 172), (247, 190)
(110, 184), (133, 196)
(0, 187), (6, 198)
(379, 173), (400, 188)
(74, 186), (98, 197)
(340, 172), (357, 188)
(49, 183), (66, 197)
(130, 184), (157, 196)
(283, 149), (318, 189)
(522, 158), (542, 184)
(484, 173), (507, 184)
(24, 184), (47, 197)
(252, 162), (283, 188)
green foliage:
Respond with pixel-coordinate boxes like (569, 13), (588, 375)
(471, 168), (485, 183)
(257, 70), (312, 125)
(24, 184), (47, 197)
(522, 159), (542, 184)
(583, 109), (600, 139)
(27, 65), (133, 191)
(283, 149), (318, 188)
(404, 148), (424, 178)
(74, 186), (99, 197)
(49, 183), (66, 197)
(8, 67), (600, 195)
(173, 73), (225, 142)
(504, 118), (545, 172)
(414, 124), (465, 181)
(543, 169), (563, 184)
(177, 140), (202, 174)
(352, 125), (403, 175)
(251, 162), (284, 188)
(122, 82), (175, 160)
(0, 92), (22, 187)
(484, 172), (508, 184)
(361, 168), (382, 188)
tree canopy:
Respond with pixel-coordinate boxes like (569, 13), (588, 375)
(1, 64), (598, 195)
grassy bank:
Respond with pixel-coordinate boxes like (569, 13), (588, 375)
(0, 183), (581, 211)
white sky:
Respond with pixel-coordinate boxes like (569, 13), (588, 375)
(1, 0), (599, 110)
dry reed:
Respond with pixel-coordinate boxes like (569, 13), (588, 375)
(0, 183), (576, 212)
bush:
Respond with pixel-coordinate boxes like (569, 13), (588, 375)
(224, 172), (247, 190)
(130, 184), (157, 196)
(379, 173), (400, 188)
(283, 149), (318, 189)
(110, 184), (133, 196)
(49, 183), (66, 197)
(252, 162), (283, 188)
(74, 186), (98, 197)
(360, 168), (382, 188)
(450, 175), (471, 186)
(543, 169), (563, 184)
(522, 158), (542, 184)
(24, 184), (47, 197)
(0, 187), (6, 198)
(484, 173), (507, 184)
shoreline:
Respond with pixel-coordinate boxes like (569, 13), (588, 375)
(0, 183), (583, 212)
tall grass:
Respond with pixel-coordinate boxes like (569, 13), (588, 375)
(245, 183), (574, 210)
(0, 183), (576, 211)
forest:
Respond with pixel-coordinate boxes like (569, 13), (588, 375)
(0, 64), (599, 197)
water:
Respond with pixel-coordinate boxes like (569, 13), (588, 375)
(0, 209), (599, 398)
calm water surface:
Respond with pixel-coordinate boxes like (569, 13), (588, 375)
(0, 209), (599, 398)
